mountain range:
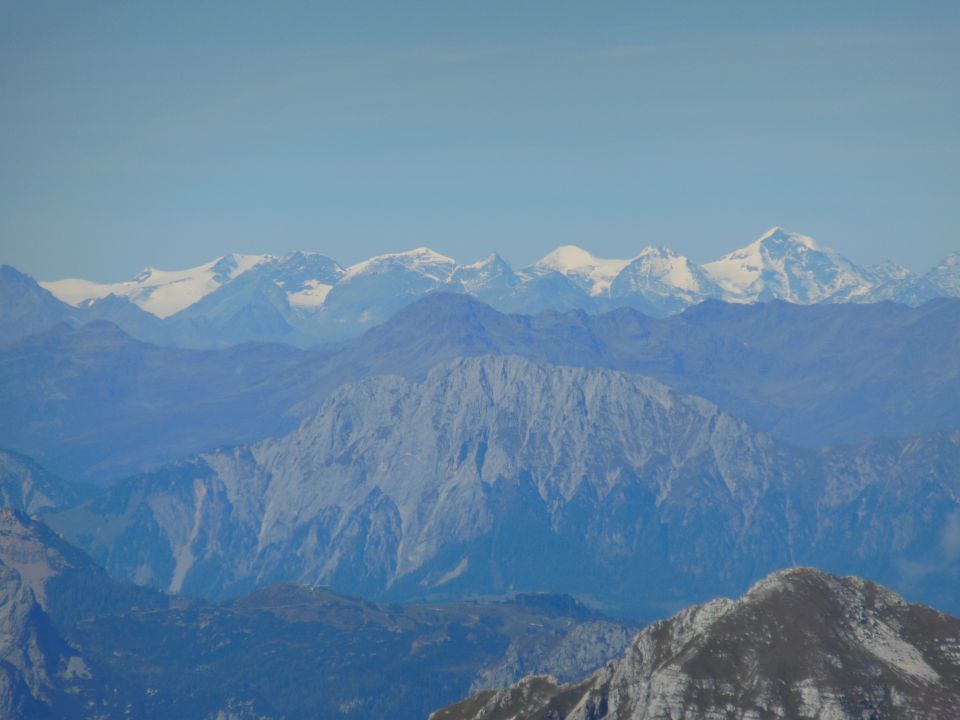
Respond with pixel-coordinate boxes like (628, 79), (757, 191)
(40, 355), (960, 620)
(3, 226), (960, 716)
(3, 294), (958, 484)
(435, 567), (960, 719)
(3, 227), (958, 348)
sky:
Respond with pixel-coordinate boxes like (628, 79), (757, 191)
(1, 1), (959, 281)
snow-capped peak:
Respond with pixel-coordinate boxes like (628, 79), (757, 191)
(461, 253), (506, 271)
(447, 253), (518, 295)
(535, 245), (604, 273)
(919, 251), (960, 296)
(532, 245), (632, 296)
(32, 233), (960, 334)
(41, 253), (274, 318)
(600, 246), (724, 315)
(611, 246), (721, 300)
(342, 247), (457, 282)
(721, 228), (822, 262)
(703, 228), (868, 304)
(933, 252), (960, 271)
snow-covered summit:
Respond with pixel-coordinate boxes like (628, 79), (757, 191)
(42, 253), (273, 318)
(449, 253), (519, 296)
(610, 246), (723, 305)
(31, 230), (960, 337)
(703, 227), (871, 303)
(342, 247), (456, 282)
(531, 245), (632, 296)
(924, 252), (960, 296)
(460, 253), (508, 272)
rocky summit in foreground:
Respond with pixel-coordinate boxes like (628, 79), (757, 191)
(433, 567), (960, 720)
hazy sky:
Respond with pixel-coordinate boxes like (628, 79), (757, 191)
(2, 1), (959, 281)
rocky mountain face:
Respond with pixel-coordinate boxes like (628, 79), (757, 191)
(0, 561), (75, 720)
(46, 356), (960, 618)
(52, 355), (791, 603)
(3, 294), (958, 484)
(0, 450), (86, 515)
(0, 507), (173, 719)
(4, 227), (958, 347)
(433, 567), (960, 720)
(0, 509), (637, 720)
(0, 265), (81, 345)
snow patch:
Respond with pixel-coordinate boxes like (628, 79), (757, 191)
(288, 279), (334, 308)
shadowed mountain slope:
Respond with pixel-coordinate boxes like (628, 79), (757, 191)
(0, 450), (88, 515)
(0, 509), (636, 720)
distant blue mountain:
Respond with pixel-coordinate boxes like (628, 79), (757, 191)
(2, 293), (958, 484)
(0, 320), (315, 483)
(0, 265), (77, 343)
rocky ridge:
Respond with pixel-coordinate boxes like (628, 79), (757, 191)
(0, 450), (84, 515)
(45, 356), (960, 617)
(433, 567), (960, 719)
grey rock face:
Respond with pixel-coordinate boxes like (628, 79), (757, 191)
(434, 567), (960, 720)
(0, 562), (63, 718)
(0, 509), (112, 719)
(0, 450), (82, 515)
(47, 353), (960, 617)
(53, 356), (803, 605)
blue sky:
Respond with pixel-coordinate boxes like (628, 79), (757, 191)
(2, 1), (958, 280)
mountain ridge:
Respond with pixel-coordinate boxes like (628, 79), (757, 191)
(44, 355), (960, 619)
(3, 293), (958, 484)
(433, 566), (960, 719)
(4, 227), (956, 347)
(37, 228), (958, 319)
